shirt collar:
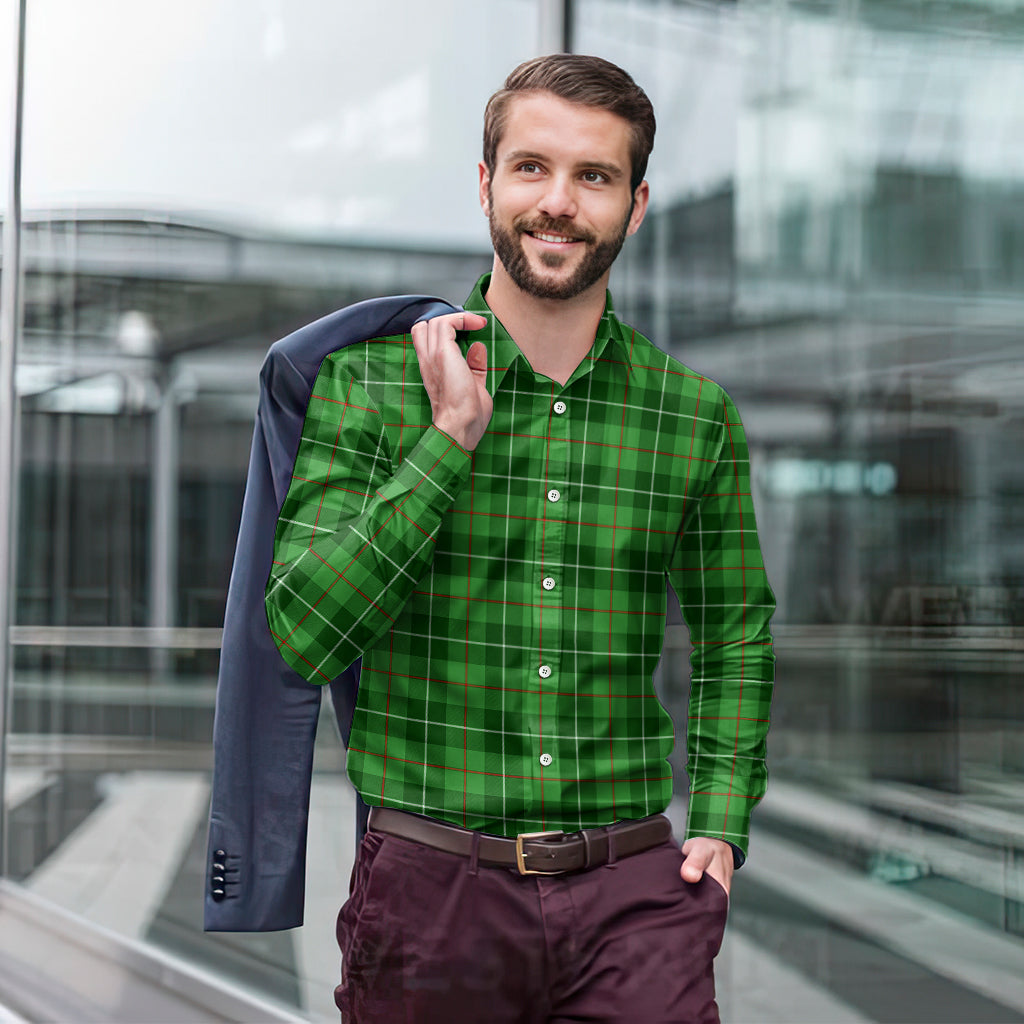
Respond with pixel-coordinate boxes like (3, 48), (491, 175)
(461, 273), (634, 393)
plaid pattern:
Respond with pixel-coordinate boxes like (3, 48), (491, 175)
(266, 275), (775, 855)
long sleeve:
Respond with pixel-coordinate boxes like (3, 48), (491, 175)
(265, 355), (472, 683)
(668, 390), (775, 859)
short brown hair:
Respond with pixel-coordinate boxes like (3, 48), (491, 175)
(483, 54), (656, 193)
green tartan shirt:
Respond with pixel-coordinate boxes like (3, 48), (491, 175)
(266, 274), (775, 858)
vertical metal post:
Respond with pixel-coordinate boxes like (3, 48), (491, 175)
(0, 0), (28, 878)
(149, 363), (179, 672)
(537, 0), (571, 53)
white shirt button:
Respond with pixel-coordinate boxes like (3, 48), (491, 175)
(538, 664), (552, 679)
(539, 753), (553, 767)
(547, 488), (561, 503)
(553, 401), (567, 415)
(542, 577), (556, 591)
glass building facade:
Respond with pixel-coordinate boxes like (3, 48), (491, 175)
(1, 1), (1023, 1020)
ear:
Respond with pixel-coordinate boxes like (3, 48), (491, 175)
(478, 161), (492, 216)
(625, 180), (650, 237)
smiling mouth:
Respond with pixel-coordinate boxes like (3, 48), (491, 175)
(528, 231), (581, 244)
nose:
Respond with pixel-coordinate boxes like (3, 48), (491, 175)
(536, 174), (577, 220)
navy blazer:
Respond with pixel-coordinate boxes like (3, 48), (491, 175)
(204, 295), (459, 932)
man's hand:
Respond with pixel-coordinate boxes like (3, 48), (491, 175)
(411, 311), (491, 451)
(680, 836), (734, 896)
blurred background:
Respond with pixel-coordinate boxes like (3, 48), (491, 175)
(0, 0), (1022, 1021)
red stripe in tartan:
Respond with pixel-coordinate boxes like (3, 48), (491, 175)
(371, 421), (715, 465)
(380, 626), (395, 803)
(310, 547), (394, 621)
(478, 430), (717, 463)
(722, 400), (746, 834)
(350, 747), (670, 785)
(392, 502), (433, 537)
(410, 590), (664, 615)
(449, 508), (674, 535)
(360, 663), (660, 698)
(292, 476), (374, 499)
(269, 627), (331, 681)
(310, 394), (378, 413)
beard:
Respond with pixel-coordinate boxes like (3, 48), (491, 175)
(487, 188), (631, 301)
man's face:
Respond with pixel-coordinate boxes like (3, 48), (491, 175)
(480, 91), (649, 302)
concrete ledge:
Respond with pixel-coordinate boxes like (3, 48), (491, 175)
(0, 881), (308, 1023)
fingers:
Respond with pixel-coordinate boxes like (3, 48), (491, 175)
(411, 310), (487, 344)
(411, 312), (488, 377)
(410, 310), (493, 452)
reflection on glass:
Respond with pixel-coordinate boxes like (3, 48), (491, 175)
(579, 0), (1024, 1021)
(8, 1), (537, 1019)
(0, 0), (12, 215)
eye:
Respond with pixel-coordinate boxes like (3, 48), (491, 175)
(582, 170), (608, 184)
(517, 162), (542, 175)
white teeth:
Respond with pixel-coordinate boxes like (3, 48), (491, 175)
(533, 232), (575, 244)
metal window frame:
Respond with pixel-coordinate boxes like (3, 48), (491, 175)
(0, 0), (27, 881)
(538, 0), (574, 52)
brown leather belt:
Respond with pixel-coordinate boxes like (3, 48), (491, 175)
(368, 806), (672, 876)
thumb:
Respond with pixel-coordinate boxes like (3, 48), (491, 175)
(680, 843), (710, 882)
(466, 340), (488, 376)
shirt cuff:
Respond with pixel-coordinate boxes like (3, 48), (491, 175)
(684, 789), (753, 865)
(727, 841), (745, 869)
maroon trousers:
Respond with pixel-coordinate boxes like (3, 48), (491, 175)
(335, 826), (729, 1023)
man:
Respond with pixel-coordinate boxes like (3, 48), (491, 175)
(266, 54), (774, 1023)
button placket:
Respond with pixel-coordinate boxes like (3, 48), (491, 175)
(534, 386), (571, 809)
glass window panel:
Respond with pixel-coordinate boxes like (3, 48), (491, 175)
(0, 1), (12, 214)
(575, 1), (1024, 1021)
(21, 0), (540, 248)
(10, 2), (539, 1019)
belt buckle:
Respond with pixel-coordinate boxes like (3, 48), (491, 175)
(515, 830), (565, 875)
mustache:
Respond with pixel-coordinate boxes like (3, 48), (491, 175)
(513, 216), (595, 245)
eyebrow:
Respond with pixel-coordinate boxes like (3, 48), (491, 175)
(502, 150), (626, 181)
